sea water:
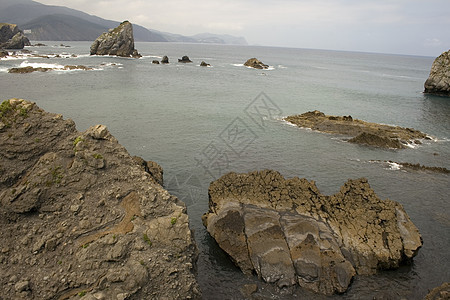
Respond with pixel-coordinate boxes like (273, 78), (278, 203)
(1, 42), (449, 299)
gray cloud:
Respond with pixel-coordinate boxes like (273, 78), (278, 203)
(36, 0), (450, 56)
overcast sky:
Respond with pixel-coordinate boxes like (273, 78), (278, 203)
(36, 0), (449, 57)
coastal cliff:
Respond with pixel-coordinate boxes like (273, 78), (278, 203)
(90, 21), (141, 58)
(203, 170), (422, 295)
(424, 49), (450, 96)
(0, 99), (200, 299)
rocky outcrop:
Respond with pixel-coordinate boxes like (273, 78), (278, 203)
(90, 21), (141, 58)
(284, 110), (429, 149)
(424, 50), (450, 96)
(424, 282), (450, 300)
(203, 170), (422, 295)
(200, 61), (210, 67)
(8, 65), (93, 74)
(244, 58), (269, 69)
(178, 55), (192, 63)
(152, 60), (160, 64)
(0, 99), (201, 299)
(161, 56), (169, 64)
(0, 23), (31, 49)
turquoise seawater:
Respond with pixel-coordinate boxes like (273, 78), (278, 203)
(1, 42), (449, 299)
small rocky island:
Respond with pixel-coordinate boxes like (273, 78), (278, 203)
(424, 49), (450, 96)
(90, 21), (141, 58)
(284, 110), (429, 149)
(178, 55), (192, 63)
(0, 99), (200, 299)
(244, 58), (269, 69)
(203, 170), (422, 295)
(0, 23), (30, 49)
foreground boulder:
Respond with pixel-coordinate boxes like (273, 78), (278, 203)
(90, 21), (141, 58)
(285, 110), (429, 149)
(0, 23), (31, 49)
(424, 282), (450, 300)
(0, 99), (201, 299)
(203, 170), (422, 295)
(424, 50), (450, 96)
(244, 58), (269, 69)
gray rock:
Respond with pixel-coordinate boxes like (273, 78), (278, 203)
(0, 23), (31, 49)
(203, 170), (422, 295)
(14, 281), (30, 292)
(424, 50), (450, 96)
(0, 99), (201, 299)
(90, 21), (141, 58)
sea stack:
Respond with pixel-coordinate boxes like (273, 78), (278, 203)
(90, 21), (141, 58)
(424, 49), (450, 96)
(0, 23), (31, 49)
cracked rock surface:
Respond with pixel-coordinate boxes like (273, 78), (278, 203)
(0, 99), (201, 299)
(203, 170), (422, 295)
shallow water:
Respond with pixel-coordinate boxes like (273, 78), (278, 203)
(1, 42), (449, 299)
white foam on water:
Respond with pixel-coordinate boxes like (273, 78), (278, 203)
(231, 63), (243, 67)
(387, 162), (401, 170)
(19, 61), (64, 69)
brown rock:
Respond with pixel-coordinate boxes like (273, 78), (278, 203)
(203, 170), (422, 295)
(244, 58), (269, 69)
(284, 110), (429, 149)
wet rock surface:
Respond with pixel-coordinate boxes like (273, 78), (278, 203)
(284, 110), (429, 149)
(203, 170), (422, 295)
(0, 99), (201, 299)
(244, 58), (269, 69)
(424, 50), (450, 96)
(90, 21), (141, 58)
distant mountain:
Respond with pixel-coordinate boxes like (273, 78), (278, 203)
(0, 0), (167, 41)
(0, 0), (247, 44)
(21, 14), (108, 41)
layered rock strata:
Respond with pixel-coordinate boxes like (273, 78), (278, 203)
(203, 170), (422, 295)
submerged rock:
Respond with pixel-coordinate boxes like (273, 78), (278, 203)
(424, 282), (450, 300)
(152, 60), (160, 64)
(0, 99), (201, 299)
(424, 50), (450, 96)
(203, 170), (422, 295)
(0, 23), (31, 49)
(244, 58), (269, 69)
(178, 55), (192, 63)
(90, 21), (141, 58)
(284, 110), (429, 149)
